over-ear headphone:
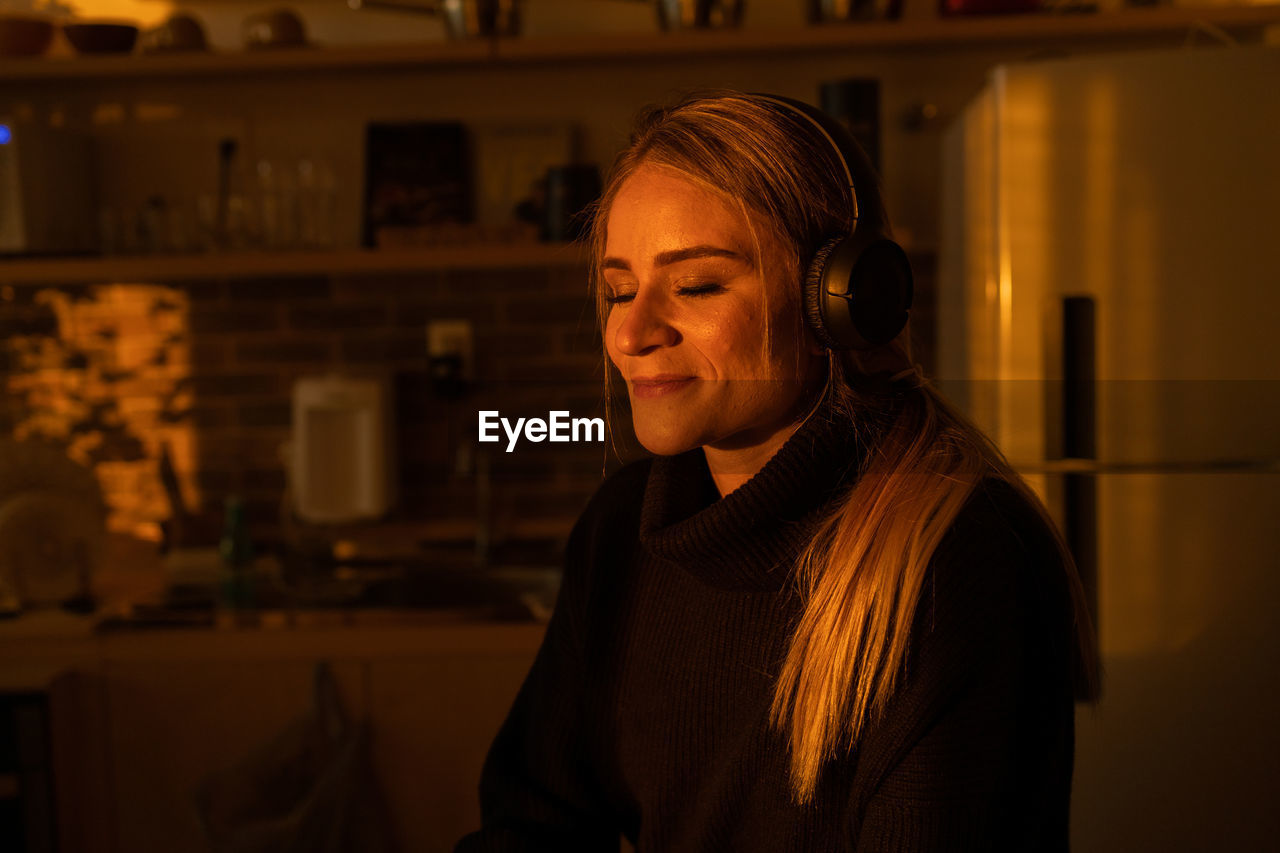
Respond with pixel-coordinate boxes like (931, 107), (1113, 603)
(751, 93), (914, 351)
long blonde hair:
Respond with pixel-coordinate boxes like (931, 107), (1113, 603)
(587, 91), (1100, 805)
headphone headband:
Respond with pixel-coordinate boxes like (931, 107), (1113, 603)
(746, 91), (913, 351)
(750, 93), (860, 229)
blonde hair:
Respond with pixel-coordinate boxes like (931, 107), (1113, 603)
(587, 91), (1100, 805)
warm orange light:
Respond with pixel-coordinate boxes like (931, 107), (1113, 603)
(4, 283), (197, 539)
(62, 0), (174, 27)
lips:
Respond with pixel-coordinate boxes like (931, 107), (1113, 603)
(630, 374), (696, 399)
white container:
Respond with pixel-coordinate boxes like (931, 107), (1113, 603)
(289, 374), (396, 524)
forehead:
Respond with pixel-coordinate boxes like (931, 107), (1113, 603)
(605, 163), (752, 256)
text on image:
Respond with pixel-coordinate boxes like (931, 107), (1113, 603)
(478, 411), (605, 452)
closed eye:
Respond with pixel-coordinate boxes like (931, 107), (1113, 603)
(677, 282), (725, 297)
(604, 281), (724, 306)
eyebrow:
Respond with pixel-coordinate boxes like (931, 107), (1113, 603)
(601, 245), (752, 272)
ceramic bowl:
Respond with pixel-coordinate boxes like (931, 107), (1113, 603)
(0, 15), (55, 57)
(63, 22), (140, 55)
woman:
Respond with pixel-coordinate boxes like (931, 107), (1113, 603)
(456, 91), (1099, 852)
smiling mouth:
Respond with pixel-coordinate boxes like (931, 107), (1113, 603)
(630, 376), (696, 399)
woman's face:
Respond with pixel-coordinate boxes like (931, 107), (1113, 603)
(602, 163), (825, 457)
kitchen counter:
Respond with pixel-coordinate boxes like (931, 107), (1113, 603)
(0, 528), (560, 680)
(0, 601), (547, 693)
(0, 531), (560, 851)
(0, 602), (548, 852)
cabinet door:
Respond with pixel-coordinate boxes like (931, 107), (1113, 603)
(369, 652), (536, 852)
(49, 670), (112, 853)
(103, 659), (365, 853)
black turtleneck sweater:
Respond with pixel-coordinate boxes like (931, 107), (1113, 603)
(455, 403), (1078, 852)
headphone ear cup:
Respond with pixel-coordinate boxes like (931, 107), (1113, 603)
(805, 235), (914, 350)
(844, 238), (913, 348)
(803, 236), (845, 350)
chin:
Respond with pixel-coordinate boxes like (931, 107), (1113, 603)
(631, 416), (704, 457)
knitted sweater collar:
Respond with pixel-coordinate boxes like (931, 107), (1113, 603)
(638, 398), (875, 592)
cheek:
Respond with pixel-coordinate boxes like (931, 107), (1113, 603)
(699, 306), (770, 377)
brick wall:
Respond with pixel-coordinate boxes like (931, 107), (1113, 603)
(0, 263), (638, 548)
(0, 253), (935, 551)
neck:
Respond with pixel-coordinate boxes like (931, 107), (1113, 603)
(703, 391), (829, 498)
(704, 424), (799, 497)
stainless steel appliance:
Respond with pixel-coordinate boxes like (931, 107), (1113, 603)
(0, 120), (98, 255)
(940, 45), (1280, 852)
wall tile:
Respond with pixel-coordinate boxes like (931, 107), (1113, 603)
(226, 277), (331, 302)
(288, 303), (388, 330)
(3, 266), (627, 548)
(190, 306), (284, 334)
(235, 338), (335, 365)
(190, 373), (281, 398)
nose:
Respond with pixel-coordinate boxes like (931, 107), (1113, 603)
(612, 289), (678, 356)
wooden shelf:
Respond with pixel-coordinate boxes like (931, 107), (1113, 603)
(0, 38), (492, 81)
(2, 6), (1277, 81)
(0, 243), (590, 285)
(495, 6), (1280, 63)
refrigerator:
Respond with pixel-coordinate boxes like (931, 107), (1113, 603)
(938, 46), (1280, 852)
